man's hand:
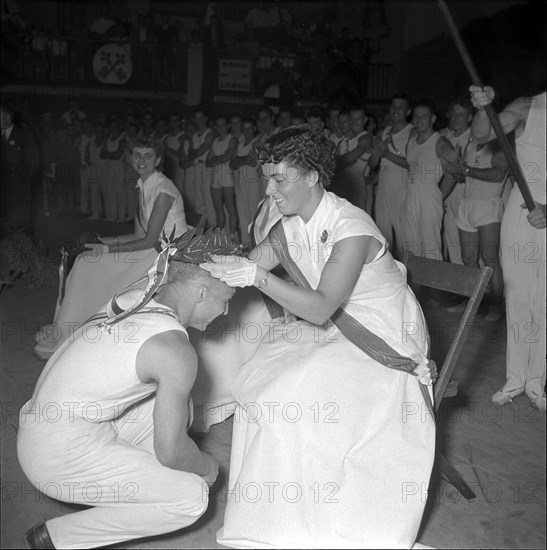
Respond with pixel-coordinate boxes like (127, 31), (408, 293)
(371, 136), (387, 158)
(470, 85), (495, 110)
(522, 201), (547, 229)
(438, 142), (466, 181)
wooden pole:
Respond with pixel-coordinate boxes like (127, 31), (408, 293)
(437, 0), (535, 211)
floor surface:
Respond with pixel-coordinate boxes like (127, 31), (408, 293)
(1, 213), (545, 549)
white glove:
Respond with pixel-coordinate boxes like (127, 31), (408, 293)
(469, 85), (495, 109)
(200, 255), (257, 287)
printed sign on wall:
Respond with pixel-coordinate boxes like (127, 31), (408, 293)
(218, 58), (252, 92)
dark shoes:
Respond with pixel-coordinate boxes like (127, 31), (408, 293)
(25, 522), (56, 549)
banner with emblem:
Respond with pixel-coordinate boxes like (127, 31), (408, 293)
(93, 43), (133, 84)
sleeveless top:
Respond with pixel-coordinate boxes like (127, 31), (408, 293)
(20, 292), (187, 424)
(211, 134), (234, 157)
(87, 139), (107, 166)
(444, 127), (471, 150)
(192, 128), (213, 163)
(346, 130), (371, 174)
(236, 136), (260, 184)
(329, 132), (345, 149)
(379, 123), (413, 179)
(105, 133), (125, 155)
(165, 130), (185, 151)
(406, 132), (442, 186)
(211, 134), (236, 180)
(237, 136), (257, 157)
(515, 92), (546, 202)
(281, 191), (429, 361)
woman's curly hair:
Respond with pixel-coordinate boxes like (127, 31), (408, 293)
(254, 125), (336, 187)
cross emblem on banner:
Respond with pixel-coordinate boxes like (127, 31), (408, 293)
(93, 43), (132, 84)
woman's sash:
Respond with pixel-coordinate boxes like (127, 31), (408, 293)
(268, 220), (435, 415)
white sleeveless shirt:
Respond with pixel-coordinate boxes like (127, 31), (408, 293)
(406, 132), (443, 186)
(192, 128), (213, 163)
(19, 293), (187, 424)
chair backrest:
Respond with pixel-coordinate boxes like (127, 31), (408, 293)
(404, 253), (493, 411)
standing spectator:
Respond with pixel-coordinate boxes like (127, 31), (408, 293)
(306, 106), (328, 137)
(369, 93), (413, 259)
(1, 102), (39, 229)
(152, 118), (169, 142)
(326, 105), (344, 148)
(443, 135), (510, 322)
(85, 122), (107, 220)
(178, 120), (197, 207)
(334, 106), (372, 212)
(40, 115), (58, 214)
(164, 113), (185, 189)
(206, 115), (238, 234)
(470, 86), (546, 410)
(185, 109), (214, 223)
(400, 99), (458, 308)
(100, 119), (126, 221)
(364, 113), (379, 215)
(122, 122), (139, 221)
(78, 119), (95, 215)
(139, 111), (155, 139)
(229, 114), (243, 145)
(441, 98), (474, 266)
(256, 107), (277, 142)
(54, 125), (80, 214)
(230, 115), (261, 247)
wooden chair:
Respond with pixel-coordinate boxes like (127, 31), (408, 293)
(405, 253), (493, 500)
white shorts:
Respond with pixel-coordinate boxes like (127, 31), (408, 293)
(210, 165), (235, 189)
(456, 196), (504, 233)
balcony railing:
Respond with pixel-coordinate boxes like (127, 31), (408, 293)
(2, 29), (392, 102)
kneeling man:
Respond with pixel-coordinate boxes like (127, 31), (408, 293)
(17, 230), (237, 549)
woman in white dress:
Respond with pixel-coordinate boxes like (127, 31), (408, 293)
(33, 137), (188, 360)
(202, 126), (436, 549)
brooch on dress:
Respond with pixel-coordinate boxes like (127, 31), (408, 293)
(320, 229), (329, 244)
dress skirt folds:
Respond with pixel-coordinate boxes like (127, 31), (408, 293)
(217, 192), (435, 548)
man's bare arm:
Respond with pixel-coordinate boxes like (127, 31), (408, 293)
(336, 134), (372, 169)
(470, 86), (531, 142)
(136, 330), (218, 484)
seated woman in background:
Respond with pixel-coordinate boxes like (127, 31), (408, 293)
(33, 137), (188, 360)
(202, 126), (436, 549)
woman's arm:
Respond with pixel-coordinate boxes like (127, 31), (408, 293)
(207, 234), (380, 325)
(252, 235), (381, 324)
(108, 192), (175, 252)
